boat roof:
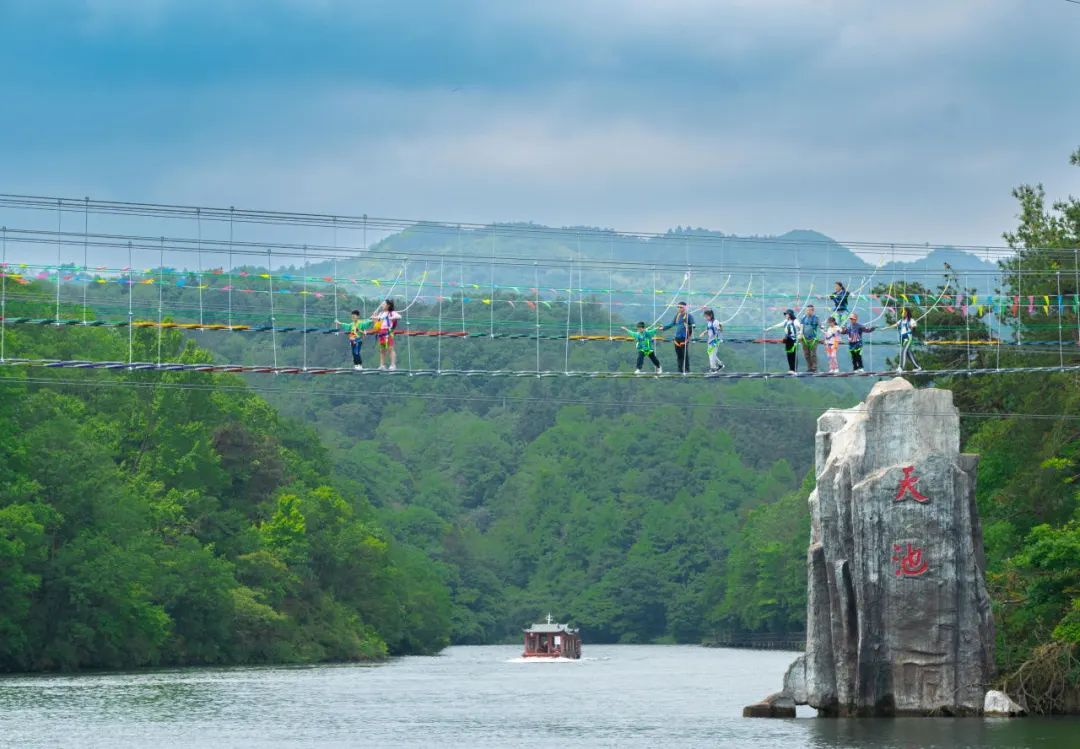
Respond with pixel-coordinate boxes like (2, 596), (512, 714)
(523, 623), (578, 634)
(524, 614), (578, 634)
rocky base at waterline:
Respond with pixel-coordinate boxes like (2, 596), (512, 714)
(983, 690), (1025, 717)
(749, 379), (997, 717)
(742, 693), (796, 719)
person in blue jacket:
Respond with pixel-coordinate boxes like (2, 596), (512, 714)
(830, 281), (850, 323)
(662, 302), (695, 374)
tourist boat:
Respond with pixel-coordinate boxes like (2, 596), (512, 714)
(522, 614), (581, 659)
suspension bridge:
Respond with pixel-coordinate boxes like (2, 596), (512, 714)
(1, 193), (1078, 382)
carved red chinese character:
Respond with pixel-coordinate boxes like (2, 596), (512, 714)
(892, 543), (929, 577)
(894, 465), (929, 503)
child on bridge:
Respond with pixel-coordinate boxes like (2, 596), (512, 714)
(823, 316), (842, 373)
(840, 312), (875, 372)
(625, 321), (662, 374)
(335, 309), (372, 370)
(700, 308), (724, 372)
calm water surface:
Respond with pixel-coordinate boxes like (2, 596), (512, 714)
(0, 645), (1075, 748)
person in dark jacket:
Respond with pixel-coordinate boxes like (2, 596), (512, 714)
(830, 281), (850, 323)
(662, 302), (695, 374)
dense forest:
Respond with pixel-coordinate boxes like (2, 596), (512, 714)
(0, 150), (1076, 701)
(0, 320), (451, 671)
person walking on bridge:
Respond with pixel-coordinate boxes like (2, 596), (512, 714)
(765, 309), (802, 374)
(840, 312), (875, 372)
(798, 304), (820, 373)
(830, 281), (850, 324)
(662, 301), (695, 375)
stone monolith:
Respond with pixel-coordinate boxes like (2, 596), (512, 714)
(778, 378), (994, 716)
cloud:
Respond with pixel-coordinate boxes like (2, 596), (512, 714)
(0, 0), (1078, 253)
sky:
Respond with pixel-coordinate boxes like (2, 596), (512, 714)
(1, 0), (1078, 252)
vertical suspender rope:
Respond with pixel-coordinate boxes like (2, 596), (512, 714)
(404, 259), (413, 372)
(437, 258), (444, 373)
(1074, 247), (1079, 348)
(534, 262), (541, 376)
(1, 227), (7, 362)
(82, 197), (89, 325)
(608, 235), (614, 342)
(456, 225), (464, 335)
(564, 257), (573, 373)
(1056, 270), (1064, 368)
(302, 245), (309, 371)
(577, 237), (584, 339)
(55, 199), (62, 325)
(157, 238), (165, 365)
(651, 267), (657, 324)
(127, 241), (133, 366)
(228, 207), (235, 331)
(761, 275), (767, 372)
(196, 208), (204, 328)
(459, 260), (466, 336)
(1017, 251), (1023, 349)
(332, 217), (339, 329)
(993, 249), (1002, 373)
(964, 273), (971, 371)
(985, 247), (999, 370)
(489, 230), (496, 340)
(267, 247), (278, 370)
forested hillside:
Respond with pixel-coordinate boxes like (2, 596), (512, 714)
(0, 316), (452, 672)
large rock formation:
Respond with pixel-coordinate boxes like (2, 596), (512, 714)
(780, 378), (994, 716)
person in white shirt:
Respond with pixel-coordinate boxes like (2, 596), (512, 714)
(888, 307), (923, 373)
(699, 308), (725, 372)
(765, 309), (803, 374)
(371, 299), (402, 371)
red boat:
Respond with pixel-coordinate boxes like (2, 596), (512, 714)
(522, 614), (581, 659)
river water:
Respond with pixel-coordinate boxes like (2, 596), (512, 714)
(0, 645), (1075, 748)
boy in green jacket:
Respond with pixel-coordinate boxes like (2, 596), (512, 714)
(624, 321), (663, 374)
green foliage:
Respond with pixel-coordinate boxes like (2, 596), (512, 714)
(0, 312), (452, 672)
(936, 148), (1080, 678)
